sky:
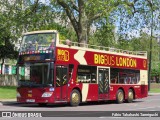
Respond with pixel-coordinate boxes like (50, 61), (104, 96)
(30, 0), (50, 4)
(38, 0), (50, 4)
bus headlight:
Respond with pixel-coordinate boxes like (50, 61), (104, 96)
(17, 92), (21, 97)
(42, 92), (53, 97)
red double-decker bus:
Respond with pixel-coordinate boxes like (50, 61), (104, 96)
(17, 30), (148, 106)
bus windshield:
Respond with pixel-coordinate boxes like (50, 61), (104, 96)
(18, 63), (53, 87)
(20, 32), (56, 52)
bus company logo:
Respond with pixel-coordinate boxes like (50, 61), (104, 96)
(143, 60), (147, 68)
(57, 49), (69, 61)
(1, 112), (42, 118)
(2, 112), (11, 118)
(94, 54), (137, 68)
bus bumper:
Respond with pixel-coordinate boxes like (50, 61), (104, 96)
(17, 97), (54, 104)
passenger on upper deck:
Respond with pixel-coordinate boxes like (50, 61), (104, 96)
(48, 39), (55, 50)
(26, 41), (35, 51)
(35, 41), (38, 50)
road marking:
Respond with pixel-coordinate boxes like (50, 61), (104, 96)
(126, 104), (138, 107)
(99, 117), (124, 119)
(146, 99), (160, 102)
(149, 110), (157, 111)
(128, 106), (160, 110)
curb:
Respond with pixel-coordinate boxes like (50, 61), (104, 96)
(148, 93), (160, 95)
(0, 101), (18, 106)
(0, 102), (2, 106)
(0, 99), (16, 102)
(0, 99), (16, 106)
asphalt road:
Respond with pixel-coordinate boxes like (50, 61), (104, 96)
(0, 93), (160, 119)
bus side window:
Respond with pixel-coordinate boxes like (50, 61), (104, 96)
(77, 65), (97, 83)
(111, 76), (118, 84)
(69, 64), (74, 80)
(91, 73), (96, 83)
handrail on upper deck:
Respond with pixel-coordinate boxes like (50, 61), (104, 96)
(58, 40), (147, 57)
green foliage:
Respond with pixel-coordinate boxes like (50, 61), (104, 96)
(0, 86), (16, 99)
(150, 88), (160, 93)
(89, 18), (116, 47)
(53, 0), (117, 43)
(0, 19), (18, 59)
(0, 0), (76, 60)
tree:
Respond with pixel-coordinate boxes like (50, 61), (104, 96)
(0, 26), (18, 74)
(110, 0), (159, 47)
(52, 0), (121, 44)
(89, 17), (116, 47)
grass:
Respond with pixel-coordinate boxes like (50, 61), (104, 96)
(149, 88), (160, 93)
(0, 86), (17, 99)
(150, 83), (160, 93)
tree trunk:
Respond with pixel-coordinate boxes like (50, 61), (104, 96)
(78, 1), (88, 47)
(78, 24), (88, 47)
(56, 0), (90, 46)
(1, 58), (5, 74)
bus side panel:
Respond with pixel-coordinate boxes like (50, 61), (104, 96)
(132, 85), (148, 99)
(109, 84), (148, 100)
(68, 83), (98, 102)
(109, 84), (131, 100)
(109, 85), (120, 100)
(86, 84), (99, 101)
(67, 83), (83, 102)
(133, 85), (141, 99)
(141, 85), (148, 98)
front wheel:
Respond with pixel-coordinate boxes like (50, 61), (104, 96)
(70, 89), (81, 106)
(116, 89), (124, 104)
(127, 89), (134, 103)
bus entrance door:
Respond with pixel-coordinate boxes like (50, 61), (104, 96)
(54, 65), (68, 102)
(98, 68), (110, 100)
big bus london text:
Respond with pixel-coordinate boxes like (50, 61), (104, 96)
(17, 30), (148, 106)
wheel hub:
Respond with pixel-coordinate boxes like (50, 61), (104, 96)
(72, 93), (79, 103)
(118, 92), (123, 101)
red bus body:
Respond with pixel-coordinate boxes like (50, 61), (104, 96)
(17, 30), (148, 105)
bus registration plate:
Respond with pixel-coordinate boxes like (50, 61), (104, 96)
(26, 99), (35, 102)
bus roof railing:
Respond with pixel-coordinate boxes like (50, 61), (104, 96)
(59, 40), (147, 57)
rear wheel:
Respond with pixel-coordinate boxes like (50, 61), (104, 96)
(70, 89), (81, 106)
(116, 89), (124, 104)
(127, 89), (134, 103)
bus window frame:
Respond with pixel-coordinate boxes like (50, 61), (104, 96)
(77, 65), (97, 84)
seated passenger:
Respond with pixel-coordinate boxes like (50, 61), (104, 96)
(111, 77), (118, 83)
(27, 41), (35, 51)
(48, 39), (55, 50)
(35, 41), (38, 50)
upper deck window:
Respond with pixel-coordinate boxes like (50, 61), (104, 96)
(20, 32), (56, 52)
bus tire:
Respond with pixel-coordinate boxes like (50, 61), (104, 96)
(127, 89), (134, 103)
(116, 89), (124, 104)
(70, 89), (81, 106)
